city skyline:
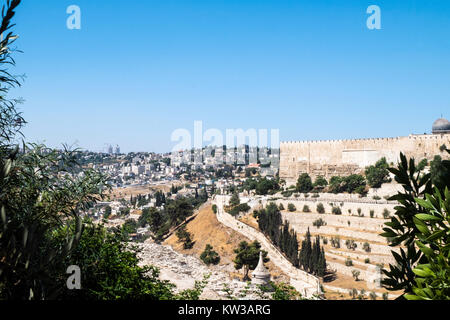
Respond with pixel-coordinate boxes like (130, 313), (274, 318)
(12, 0), (450, 153)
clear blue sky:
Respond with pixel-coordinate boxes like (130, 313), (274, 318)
(12, 0), (450, 153)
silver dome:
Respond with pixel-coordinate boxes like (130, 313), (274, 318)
(432, 118), (450, 134)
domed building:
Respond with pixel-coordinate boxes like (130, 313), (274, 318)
(432, 118), (450, 134)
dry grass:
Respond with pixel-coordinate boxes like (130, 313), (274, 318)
(165, 205), (288, 281)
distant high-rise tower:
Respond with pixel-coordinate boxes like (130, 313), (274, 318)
(108, 144), (113, 155)
(115, 145), (121, 155)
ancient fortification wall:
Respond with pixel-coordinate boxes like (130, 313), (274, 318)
(280, 133), (450, 183)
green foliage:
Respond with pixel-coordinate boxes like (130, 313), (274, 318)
(296, 173), (313, 193)
(255, 177), (280, 195)
(331, 206), (342, 215)
(352, 270), (361, 281)
(257, 203), (299, 266)
(233, 241), (268, 280)
(430, 155), (450, 190)
(266, 281), (302, 300)
(302, 205), (311, 213)
(345, 239), (357, 250)
(176, 225), (195, 249)
(330, 236), (340, 248)
(56, 222), (177, 300)
(278, 203), (285, 211)
(0, 146), (109, 300)
(227, 202), (251, 217)
(328, 175), (366, 194)
(403, 186), (450, 300)
(313, 176), (328, 191)
(417, 159), (428, 171)
(365, 157), (391, 188)
(299, 229), (327, 277)
(104, 205), (112, 219)
(242, 177), (280, 195)
(312, 218), (326, 228)
(121, 219), (138, 239)
(382, 208), (391, 219)
(200, 244), (220, 266)
(144, 195), (203, 241)
(316, 203), (325, 214)
(357, 208), (362, 216)
(287, 203), (296, 212)
(345, 258), (353, 267)
(380, 153), (435, 296)
(229, 192), (240, 206)
(0, 2), (206, 301)
(212, 204), (217, 214)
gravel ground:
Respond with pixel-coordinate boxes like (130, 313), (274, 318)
(137, 240), (268, 300)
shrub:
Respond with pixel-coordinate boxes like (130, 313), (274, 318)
(352, 270), (361, 281)
(302, 205), (311, 213)
(382, 208), (390, 219)
(331, 236), (341, 248)
(372, 195), (381, 200)
(278, 203), (285, 211)
(313, 175), (328, 190)
(316, 203), (325, 214)
(363, 242), (371, 253)
(200, 244), (220, 265)
(212, 204), (217, 214)
(358, 289), (366, 300)
(332, 206), (342, 215)
(176, 225), (195, 249)
(355, 185), (367, 196)
(357, 208), (362, 216)
(382, 293), (388, 300)
(345, 258), (353, 266)
(229, 193), (240, 206)
(364, 258), (370, 264)
(296, 173), (313, 193)
(370, 210), (375, 218)
(369, 292), (377, 300)
(322, 237), (328, 245)
(238, 203), (251, 213)
(313, 218), (326, 228)
(287, 203), (296, 212)
(281, 190), (293, 197)
(365, 157), (390, 188)
(343, 175), (366, 194)
(345, 239), (357, 250)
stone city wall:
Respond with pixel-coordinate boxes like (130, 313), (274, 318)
(280, 133), (450, 183)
